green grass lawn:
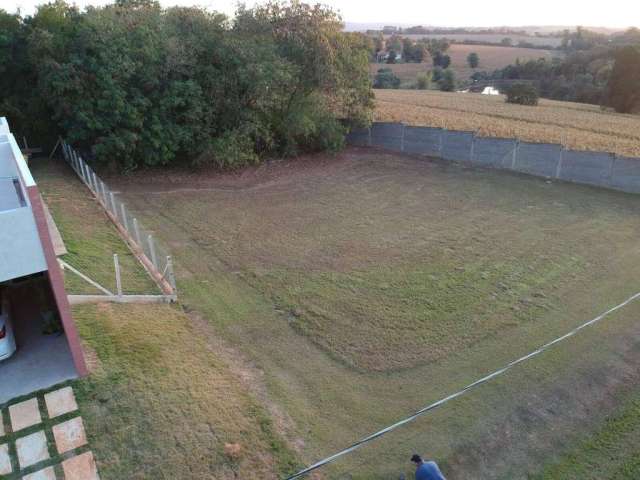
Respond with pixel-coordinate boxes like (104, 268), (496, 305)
(25, 157), (297, 479)
(30, 158), (158, 295)
(116, 151), (638, 372)
(111, 149), (640, 478)
(70, 303), (297, 480)
(534, 393), (640, 480)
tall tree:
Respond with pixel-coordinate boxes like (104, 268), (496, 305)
(433, 51), (451, 69)
(438, 69), (456, 91)
(467, 52), (479, 68)
(606, 46), (640, 113)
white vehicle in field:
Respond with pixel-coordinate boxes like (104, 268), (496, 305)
(0, 294), (16, 361)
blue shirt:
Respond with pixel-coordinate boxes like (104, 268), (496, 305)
(415, 461), (446, 480)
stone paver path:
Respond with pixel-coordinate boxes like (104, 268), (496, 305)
(43, 390), (77, 420)
(9, 400), (41, 433)
(0, 444), (11, 475)
(61, 453), (99, 480)
(0, 386), (100, 480)
(16, 431), (50, 469)
(22, 467), (56, 480)
(52, 419), (87, 455)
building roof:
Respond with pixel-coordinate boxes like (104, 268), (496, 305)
(0, 118), (48, 283)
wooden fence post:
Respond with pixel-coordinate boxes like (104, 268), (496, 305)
(133, 218), (142, 246)
(99, 180), (108, 206)
(148, 234), (158, 268)
(166, 256), (177, 293)
(120, 203), (129, 231)
(114, 254), (123, 297)
(91, 170), (99, 194)
(109, 192), (117, 217)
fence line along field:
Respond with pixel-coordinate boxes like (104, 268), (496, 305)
(370, 44), (561, 85)
(375, 89), (640, 157)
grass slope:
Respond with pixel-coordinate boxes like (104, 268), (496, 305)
(31, 158), (158, 295)
(114, 150), (640, 478)
(72, 303), (296, 479)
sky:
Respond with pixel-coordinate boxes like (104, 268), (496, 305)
(4, 0), (639, 29)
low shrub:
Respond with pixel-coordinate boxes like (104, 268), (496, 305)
(374, 68), (401, 89)
(416, 73), (431, 90)
(506, 83), (540, 106)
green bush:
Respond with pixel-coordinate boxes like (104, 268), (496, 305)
(432, 51), (451, 68)
(505, 83), (540, 106)
(467, 52), (479, 68)
(200, 129), (259, 170)
(438, 69), (456, 92)
(416, 73), (431, 90)
(374, 68), (401, 89)
(431, 67), (444, 83)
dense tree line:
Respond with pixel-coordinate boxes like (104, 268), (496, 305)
(560, 26), (640, 51)
(476, 40), (640, 112)
(370, 34), (450, 65)
(0, 0), (373, 170)
(372, 26), (532, 36)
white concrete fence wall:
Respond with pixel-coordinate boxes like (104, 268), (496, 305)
(347, 123), (640, 194)
(60, 141), (177, 298)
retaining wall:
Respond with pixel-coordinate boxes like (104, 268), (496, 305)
(346, 123), (640, 194)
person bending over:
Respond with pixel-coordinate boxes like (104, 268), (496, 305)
(411, 454), (446, 480)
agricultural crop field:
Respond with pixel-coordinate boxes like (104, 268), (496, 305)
(375, 89), (640, 157)
(112, 149), (640, 479)
(396, 33), (563, 47)
(370, 44), (559, 84)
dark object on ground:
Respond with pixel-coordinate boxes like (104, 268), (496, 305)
(411, 454), (447, 480)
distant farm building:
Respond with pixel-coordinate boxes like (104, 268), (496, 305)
(482, 86), (501, 95)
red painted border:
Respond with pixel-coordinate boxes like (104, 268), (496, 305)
(27, 185), (88, 377)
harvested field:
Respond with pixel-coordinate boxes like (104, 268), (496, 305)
(375, 89), (640, 157)
(113, 149), (640, 478)
(447, 44), (560, 79)
(370, 44), (559, 84)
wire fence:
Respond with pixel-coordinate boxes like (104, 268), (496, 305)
(60, 140), (177, 298)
